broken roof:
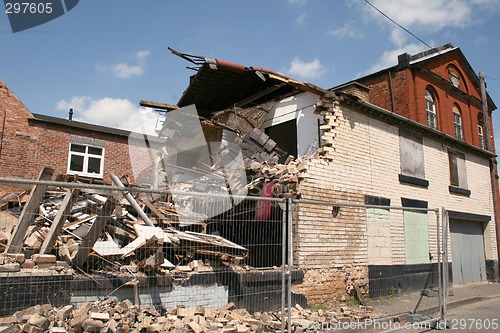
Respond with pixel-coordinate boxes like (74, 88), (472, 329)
(170, 48), (326, 114)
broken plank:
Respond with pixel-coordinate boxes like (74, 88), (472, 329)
(141, 198), (170, 226)
(353, 284), (367, 306)
(40, 189), (80, 254)
(5, 167), (54, 254)
(72, 198), (116, 267)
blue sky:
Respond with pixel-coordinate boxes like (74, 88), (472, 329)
(2, 0), (500, 140)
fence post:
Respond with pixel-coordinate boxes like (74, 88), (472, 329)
(442, 208), (450, 325)
(281, 200), (287, 333)
(287, 198), (293, 333)
(436, 209), (443, 322)
(5, 167), (54, 254)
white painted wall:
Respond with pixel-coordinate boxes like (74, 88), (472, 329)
(261, 92), (322, 156)
(297, 102), (497, 267)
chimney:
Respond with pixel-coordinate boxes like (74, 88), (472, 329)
(397, 53), (412, 70)
(69, 108), (73, 121)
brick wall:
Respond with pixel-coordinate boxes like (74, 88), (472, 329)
(357, 51), (494, 152)
(291, 93), (497, 303)
(0, 79), (40, 180)
(0, 79), (153, 185)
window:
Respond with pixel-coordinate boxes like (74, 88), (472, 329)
(478, 113), (485, 149)
(453, 105), (463, 140)
(425, 89), (437, 129)
(68, 143), (104, 178)
(365, 196), (392, 265)
(448, 150), (470, 196)
(402, 198), (429, 265)
(265, 119), (297, 163)
(448, 68), (461, 88)
(398, 130), (429, 187)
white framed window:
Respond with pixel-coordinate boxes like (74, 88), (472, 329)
(478, 113), (485, 149)
(453, 105), (463, 140)
(425, 89), (437, 129)
(67, 143), (105, 178)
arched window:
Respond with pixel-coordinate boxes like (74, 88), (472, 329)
(448, 68), (461, 89)
(425, 89), (437, 129)
(478, 113), (485, 149)
(453, 105), (463, 140)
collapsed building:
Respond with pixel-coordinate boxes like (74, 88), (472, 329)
(0, 43), (499, 321)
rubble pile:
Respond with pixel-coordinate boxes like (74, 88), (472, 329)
(1, 300), (374, 333)
(0, 187), (248, 276)
(245, 157), (309, 199)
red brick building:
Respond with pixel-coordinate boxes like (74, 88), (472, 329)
(340, 44), (500, 280)
(0, 78), (158, 185)
(351, 43), (496, 151)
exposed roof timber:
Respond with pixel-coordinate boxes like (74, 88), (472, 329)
(267, 73), (327, 96)
(170, 47), (327, 111)
(168, 47), (205, 66)
(235, 83), (287, 108)
(139, 100), (179, 111)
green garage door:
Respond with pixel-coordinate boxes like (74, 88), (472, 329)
(450, 219), (486, 284)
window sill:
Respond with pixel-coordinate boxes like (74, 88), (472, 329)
(449, 185), (471, 196)
(399, 174), (429, 188)
(67, 171), (104, 179)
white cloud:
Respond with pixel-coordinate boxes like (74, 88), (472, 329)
(287, 0), (308, 5)
(365, 0), (472, 33)
(295, 12), (308, 25)
(474, 36), (488, 45)
(328, 22), (364, 39)
(112, 63), (144, 79)
(96, 50), (151, 79)
(135, 50), (151, 60)
(56, 96), (158, 133)
(287, 57), (326, 80)
(358, 0), (499, 79)
(358, 43), (427, 76)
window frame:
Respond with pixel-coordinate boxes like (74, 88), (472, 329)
(448, 150), (470, 196)
(425, 89), (437, 129)
(453, 105), (463, 141)
(398, 130), (429, 188)
(67, 143), (105, 178)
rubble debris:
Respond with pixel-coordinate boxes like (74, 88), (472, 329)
(0, 176), (249, 277)
(0, 299), (374, 333)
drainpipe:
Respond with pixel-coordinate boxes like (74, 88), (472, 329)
(479, 72), (500, 281)
(388, 71), (395, 113)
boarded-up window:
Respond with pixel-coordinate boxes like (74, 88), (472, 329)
(449, 150), (468, 189)
(365, 195), (392, 265)
(403, 211), (430, 264)
(399, 130), (425, 179)
(402, 198), (429, 265)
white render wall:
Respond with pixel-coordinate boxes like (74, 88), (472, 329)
(295, 100), (498, 268)
(261, 92), (322, 157)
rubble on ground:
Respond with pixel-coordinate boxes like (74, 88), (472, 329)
(0, 150), (306, 276)
(0, 300), (374, 333)
(0, 185), (249, 277)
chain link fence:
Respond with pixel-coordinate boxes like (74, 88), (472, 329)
(0, 177), (449, 332)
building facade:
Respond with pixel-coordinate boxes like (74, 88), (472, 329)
(0, 79), (155, 186)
